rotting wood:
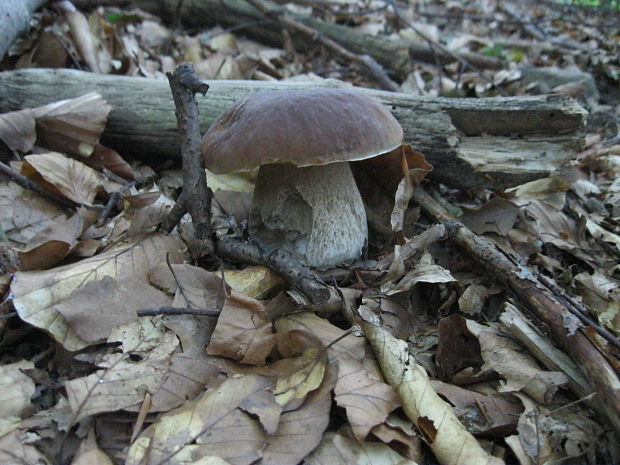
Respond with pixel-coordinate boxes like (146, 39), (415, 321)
(0, 69), (586, 190)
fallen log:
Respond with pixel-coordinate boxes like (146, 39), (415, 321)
(0, 68), (586, 189)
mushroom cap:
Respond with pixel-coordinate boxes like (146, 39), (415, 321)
(202, 88), (403, 173)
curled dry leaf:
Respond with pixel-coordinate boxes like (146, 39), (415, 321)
(391, 146), (433, 237)
(18, 212), (84, 270)
(22, 152), (104, 206)
(11, 233), (184, 351)
(32, 92), (112, 158)
(59, 3), (111, 74)
(363, 320), (505, 465)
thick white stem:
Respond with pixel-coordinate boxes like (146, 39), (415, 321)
(250, 162), (367, 267)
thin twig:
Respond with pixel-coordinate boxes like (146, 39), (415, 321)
(136, 307), (219, 317)
(0, 161), (77, 209)
(98, 180), (136, 224)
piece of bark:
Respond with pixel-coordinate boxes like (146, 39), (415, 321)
(73, 0), (503, 75)
(0, 69), (586, 190)
(0, 0), (47, 60)
(412, 186), (620, 437)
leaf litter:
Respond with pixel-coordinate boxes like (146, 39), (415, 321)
(0, 0), (619, 464)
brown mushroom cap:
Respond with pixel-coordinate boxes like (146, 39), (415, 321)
(202, 88), (403, 173)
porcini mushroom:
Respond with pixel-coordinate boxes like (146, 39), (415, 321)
(202, 88), (403, 266)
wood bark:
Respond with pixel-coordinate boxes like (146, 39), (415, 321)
(0, 68), (586, 189)
(0, 0), (47, 60)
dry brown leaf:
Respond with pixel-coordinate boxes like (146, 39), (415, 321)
(390, 146), (433, 237)
(306, 428), (419, 465)
(0, 108), (36, 153)
(436, 314), (485, 379)
(223, 266), (285, 299)
(11, 233), (184, 350)
(66, 330), (219, 422)
(0, 360), (35, 436)
(56, 274), (171, 344)
(0, 181), (67, 246)
(59, 2), (111, 74)
(22, 152), (103, 206)
(32, 92), (112, 158)
(371, 414), (422, 462)
(270, 343), (327, 410)
(466, 319), (569, 405)
(207, 291), (275, 366)
(126, 374), (275, 465)
(0, 429), (48, 465)
(431, 381), (522, 436)
(149, 264), (227, 310)
(72, 429), (114, 465)
(260, 363), (336, 465)
(458, 283), (501, 316)
(381, 260), (456, 295)
(18, 212), (84, 270)
(334, 352), (400, 442)
(507, 394), (600, 465)
(275, 312), (365, 362)
(16, 27), (69, 69)
(86, 144), (135, 180)
(460, 197), (519, 236)
(574, 271), (620, 331)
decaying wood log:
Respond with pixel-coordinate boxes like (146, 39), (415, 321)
(0, 68), (586, 189)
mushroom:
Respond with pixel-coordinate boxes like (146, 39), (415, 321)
(202, 88), (403, 266)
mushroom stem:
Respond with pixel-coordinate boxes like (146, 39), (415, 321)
(250, 162), (367, 267)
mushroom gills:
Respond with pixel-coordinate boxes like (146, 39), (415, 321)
(250, 162), (368, 267)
